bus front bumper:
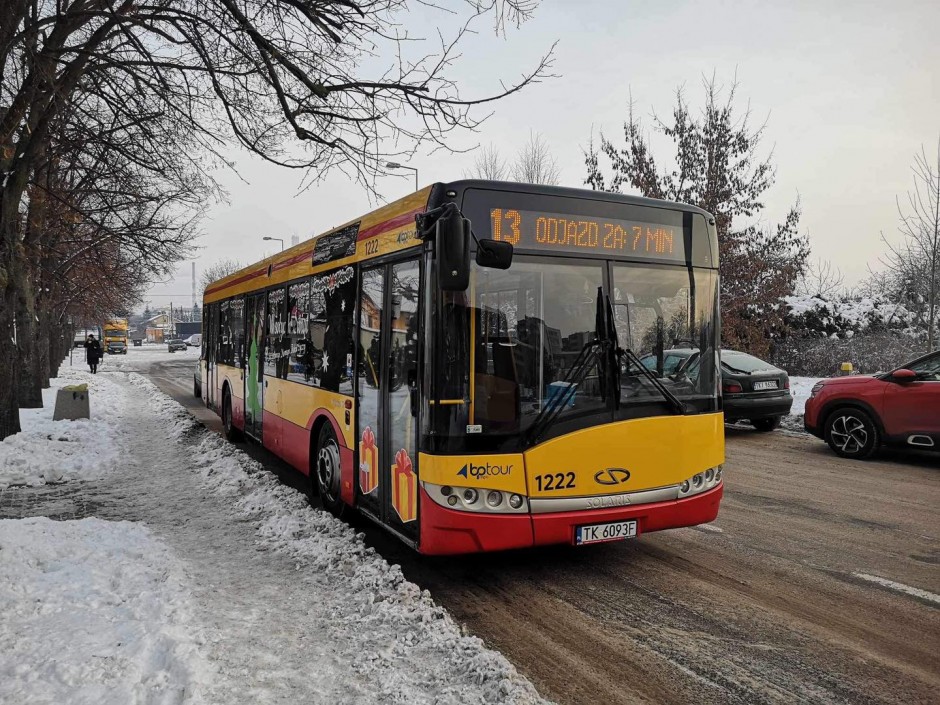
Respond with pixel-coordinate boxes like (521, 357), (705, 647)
(417, 483), (723, 556)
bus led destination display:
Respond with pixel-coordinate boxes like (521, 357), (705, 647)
(490, 207), (686, 261)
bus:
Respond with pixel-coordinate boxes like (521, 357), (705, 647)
(201, 181), (723, 554)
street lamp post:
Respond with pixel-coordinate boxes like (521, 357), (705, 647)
(386, 162), (418, 191)
(262, 236), (284, 251)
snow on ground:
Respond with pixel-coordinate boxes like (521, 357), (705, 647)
(0, 367), (128, 489)
(0, 352), (548, 704)
(789, 376), (823, 417)
(0, 517), (211, 705)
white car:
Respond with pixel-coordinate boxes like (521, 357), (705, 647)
(184, 334), (202, 347)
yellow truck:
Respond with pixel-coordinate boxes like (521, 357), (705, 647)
(102, 318), (129, 354)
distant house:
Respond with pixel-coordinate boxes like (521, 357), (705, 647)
(144, 313), (184, 342)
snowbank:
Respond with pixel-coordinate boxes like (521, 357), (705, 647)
(789, 376), (823, 417)
(1, 354), (547, 704)
(131, 373), (547, 704)
(0, 368), (127, 489)
(0, 517), (210, 705)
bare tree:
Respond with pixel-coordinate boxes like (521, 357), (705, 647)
(879, 137), (940, 351)
(511, 132), (560, 185)
(466, 132), (559, 184)
(0, 0), (555, 438)
(466, 143), (509, 180)
(584, 77), (809, 356)
(201, 259), (244, 291)
(796, 258), (846, 299)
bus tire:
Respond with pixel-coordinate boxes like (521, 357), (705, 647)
(222, 387), (242, 442)
(314, 423), (346, 519)
(824, 407), (879, 459)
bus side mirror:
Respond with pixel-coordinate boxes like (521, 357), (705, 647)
(437, 210), (470, 291)
(476, 239), (513, 270)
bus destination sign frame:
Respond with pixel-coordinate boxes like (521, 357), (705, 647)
(489, 207), (687, 262)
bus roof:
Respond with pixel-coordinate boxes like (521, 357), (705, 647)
(440, 179), (715, 220)
(203, 180), (714, 304)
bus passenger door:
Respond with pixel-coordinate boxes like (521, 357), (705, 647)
(356, 267), (385, 520)
(356, 259), (421, 544)
(384, 259), (421, 543)
(244, 293), (265, 440)
(205, 303), (218, 410)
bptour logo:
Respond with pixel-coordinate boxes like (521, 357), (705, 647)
(458, 462), (513, 480)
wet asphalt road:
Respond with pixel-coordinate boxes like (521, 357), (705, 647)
(148, 357), (940, 705)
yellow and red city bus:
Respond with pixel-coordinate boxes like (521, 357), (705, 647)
(201, 181), (723, 554)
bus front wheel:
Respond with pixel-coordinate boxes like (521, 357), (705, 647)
(314, 424), (346, 518)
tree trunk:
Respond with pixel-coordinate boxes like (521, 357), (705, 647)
(0, 195), (24, 437)
(49, 320), (66, 379)
(0, 265), (22, 437)
(38, 304), (52, 388)
(16, 279), (43, 408)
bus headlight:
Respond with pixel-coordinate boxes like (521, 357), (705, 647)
(678, 465), (722, 499)
(423, 482), (529, 514)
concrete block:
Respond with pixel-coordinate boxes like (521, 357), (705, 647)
(53, 384), (90, 421)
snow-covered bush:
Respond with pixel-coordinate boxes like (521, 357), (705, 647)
(770, 294), (931, 375)
(770, 333), (926, 377)
(783, 294), (921, 339)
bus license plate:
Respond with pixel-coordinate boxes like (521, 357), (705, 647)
(576, 520), (638, 545)
(753, 380), (778, 390)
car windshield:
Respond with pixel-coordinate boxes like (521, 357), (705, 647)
(721, 351), (776, 373)
(907, 352), (940, 380)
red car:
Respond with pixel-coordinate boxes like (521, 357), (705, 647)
(804, 351), (940, 459)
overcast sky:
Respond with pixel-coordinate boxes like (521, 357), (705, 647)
(145, 0), (940, 311)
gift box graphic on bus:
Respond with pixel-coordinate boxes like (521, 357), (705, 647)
(358, 426), (379, 495)
(391, 448), (417, 523)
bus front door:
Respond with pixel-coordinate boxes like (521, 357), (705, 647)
(205, 304), (217, 409)
(356, 259), (421, 545)
(244, 293), (265, 440)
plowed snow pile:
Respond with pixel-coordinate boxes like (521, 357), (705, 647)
(0, 355), (548, 705)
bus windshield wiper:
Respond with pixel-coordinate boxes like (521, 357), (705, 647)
(617, 346), (687, 415)
(525, 338), (606, 446)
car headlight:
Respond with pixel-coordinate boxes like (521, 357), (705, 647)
(810, 381), (826, 397)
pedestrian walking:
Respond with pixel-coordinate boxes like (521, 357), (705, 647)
(84, 334), (102, 374)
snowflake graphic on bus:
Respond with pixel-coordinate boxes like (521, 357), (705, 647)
(358, 426), (379, 495)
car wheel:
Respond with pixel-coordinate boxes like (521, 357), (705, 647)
(824, 408), (879, 459)
(752, 417), (781, 432)
(222, 388), (242, 442)
(314, 423), (346, 518)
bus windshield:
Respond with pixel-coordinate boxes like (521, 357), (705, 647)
(425, 257), (719, 452)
